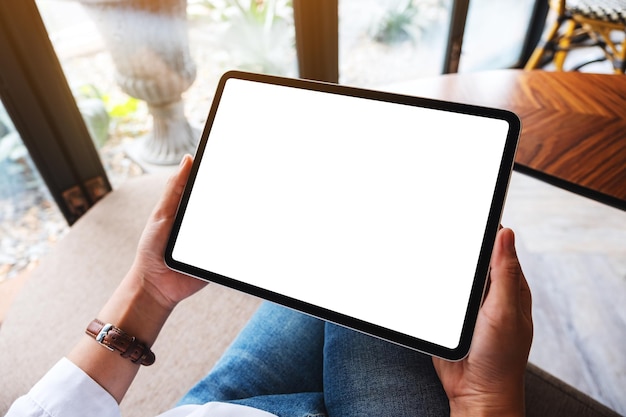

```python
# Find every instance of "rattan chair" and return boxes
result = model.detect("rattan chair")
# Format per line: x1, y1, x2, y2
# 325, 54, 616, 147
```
525, 0, 626, 73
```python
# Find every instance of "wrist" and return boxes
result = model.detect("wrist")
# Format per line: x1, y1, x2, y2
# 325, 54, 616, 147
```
67, 269, 172, 403
95, 270, 172, 346
449, 393, 525, 417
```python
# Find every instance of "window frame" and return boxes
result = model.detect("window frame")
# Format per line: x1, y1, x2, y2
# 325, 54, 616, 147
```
0, 0, 111, 225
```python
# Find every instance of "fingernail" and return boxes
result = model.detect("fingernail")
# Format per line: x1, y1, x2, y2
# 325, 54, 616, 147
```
503, 228, 516, 253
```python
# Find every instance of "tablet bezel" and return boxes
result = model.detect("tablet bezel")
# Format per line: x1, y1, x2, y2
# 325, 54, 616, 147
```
165, 70, 521, 361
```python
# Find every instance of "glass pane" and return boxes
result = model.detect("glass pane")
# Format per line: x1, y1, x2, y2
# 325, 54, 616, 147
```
0, 99, 68, 282
3, 0, 298, 298
36, 0, 297, 168
185, 0, 298, 127
339, 0, 453, 87
459, 0, 536, 72
36, 0, 145, 185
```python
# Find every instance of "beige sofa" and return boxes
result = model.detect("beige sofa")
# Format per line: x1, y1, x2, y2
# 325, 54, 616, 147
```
0, 173, 621, 417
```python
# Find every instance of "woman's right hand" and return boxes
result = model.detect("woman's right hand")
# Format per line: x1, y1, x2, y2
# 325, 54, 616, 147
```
433, 228, 533, 417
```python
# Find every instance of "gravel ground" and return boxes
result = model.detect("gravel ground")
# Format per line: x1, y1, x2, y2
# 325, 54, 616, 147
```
0, 132, 144, 282
0, 161, 67, 281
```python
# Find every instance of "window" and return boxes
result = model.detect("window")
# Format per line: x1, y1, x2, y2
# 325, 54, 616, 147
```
0, 0, 542, 284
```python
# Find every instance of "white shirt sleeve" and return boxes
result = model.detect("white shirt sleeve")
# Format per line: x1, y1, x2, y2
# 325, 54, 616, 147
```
6, 358, 276, 417
158, 403, 277, 417
6, 357, 120, 417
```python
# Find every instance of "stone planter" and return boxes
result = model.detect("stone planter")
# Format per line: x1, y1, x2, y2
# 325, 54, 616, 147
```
80, 0, 198, 165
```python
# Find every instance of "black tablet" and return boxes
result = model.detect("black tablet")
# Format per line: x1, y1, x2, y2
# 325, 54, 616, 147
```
165, 71, 520, 360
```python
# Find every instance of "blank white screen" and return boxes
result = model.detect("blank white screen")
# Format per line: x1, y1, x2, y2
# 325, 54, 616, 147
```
172, 78, 510, 349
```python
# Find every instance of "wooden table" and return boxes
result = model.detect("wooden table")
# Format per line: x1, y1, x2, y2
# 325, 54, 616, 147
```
384, 70, 626, 211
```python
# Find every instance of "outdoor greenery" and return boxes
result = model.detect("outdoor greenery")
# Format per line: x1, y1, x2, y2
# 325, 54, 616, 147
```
1, 0, 453, 168
372, 0, 449, 45
0, 107, 21, 164
189, 0, 296, 75
0, 105, 40, 202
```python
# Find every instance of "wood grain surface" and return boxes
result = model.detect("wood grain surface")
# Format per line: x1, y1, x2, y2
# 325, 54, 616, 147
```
384, 70, 626, 210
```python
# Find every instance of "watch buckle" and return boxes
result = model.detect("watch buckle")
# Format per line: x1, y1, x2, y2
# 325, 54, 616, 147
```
95, 323, 115, 351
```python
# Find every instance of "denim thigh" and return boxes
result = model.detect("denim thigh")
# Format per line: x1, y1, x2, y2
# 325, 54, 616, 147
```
230, 392, 326, 417
179, 302, 449, 417
323, 323, 449, 417
178, 302, 325, 406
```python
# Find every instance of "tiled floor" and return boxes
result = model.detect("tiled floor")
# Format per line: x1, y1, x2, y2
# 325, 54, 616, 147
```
502, 172, 626, 415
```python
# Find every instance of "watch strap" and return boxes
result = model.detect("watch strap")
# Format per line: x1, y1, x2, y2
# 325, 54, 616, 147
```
86, 319, 156, 366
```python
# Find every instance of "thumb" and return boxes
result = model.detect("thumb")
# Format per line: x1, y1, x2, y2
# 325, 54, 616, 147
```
486, 228, 523, 310
152, 154, 193, 221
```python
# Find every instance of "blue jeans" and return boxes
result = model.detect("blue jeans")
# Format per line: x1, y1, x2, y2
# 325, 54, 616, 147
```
178, 302, 449, 417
